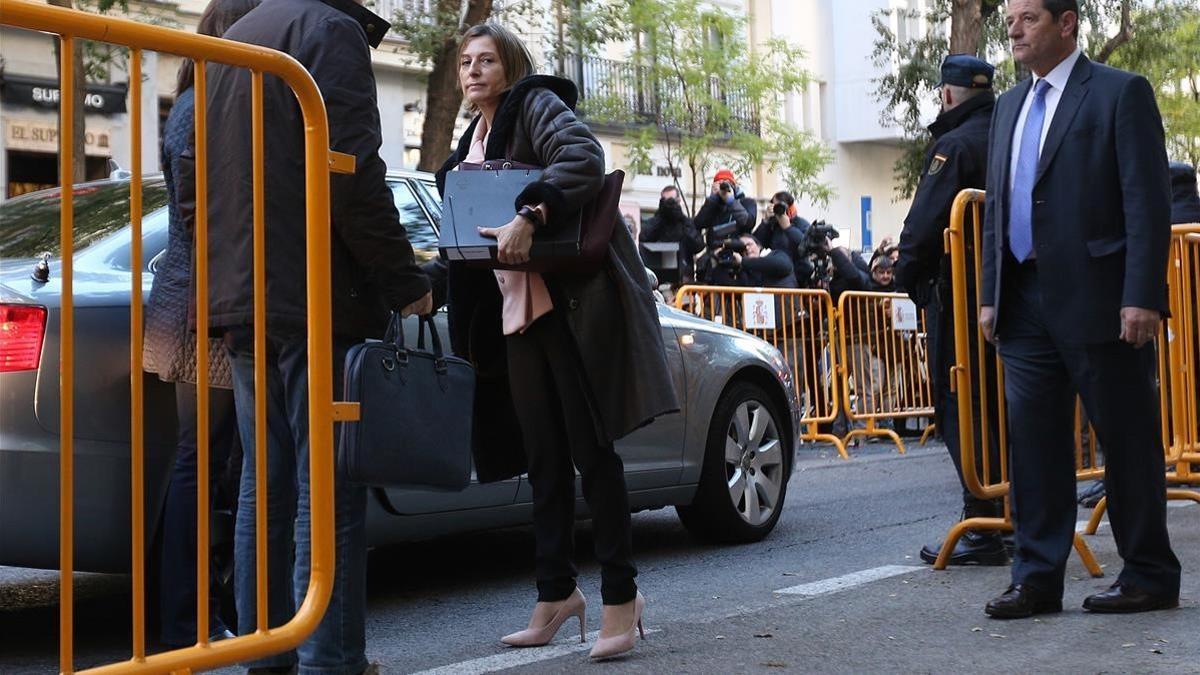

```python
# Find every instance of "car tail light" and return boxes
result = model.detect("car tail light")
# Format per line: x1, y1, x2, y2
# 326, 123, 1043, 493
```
0, 304, 48, 373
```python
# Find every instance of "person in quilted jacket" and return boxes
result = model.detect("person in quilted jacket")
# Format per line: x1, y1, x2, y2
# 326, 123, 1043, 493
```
142, 0, 260, 648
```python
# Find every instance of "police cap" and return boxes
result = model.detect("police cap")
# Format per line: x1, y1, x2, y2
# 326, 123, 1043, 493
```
939, 54, 994, 89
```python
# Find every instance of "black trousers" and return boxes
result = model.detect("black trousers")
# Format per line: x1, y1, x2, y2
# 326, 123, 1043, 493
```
997, 260, 1180, 597
159, 382, 238, 645
506, 311, 638, 605
926, 289, 1003, 518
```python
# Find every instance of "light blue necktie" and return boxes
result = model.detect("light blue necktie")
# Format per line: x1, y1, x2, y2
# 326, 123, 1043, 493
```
1009, 79, 1051, 262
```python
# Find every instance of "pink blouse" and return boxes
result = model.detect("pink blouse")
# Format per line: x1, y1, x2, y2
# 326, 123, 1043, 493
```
463, 118, 554, 335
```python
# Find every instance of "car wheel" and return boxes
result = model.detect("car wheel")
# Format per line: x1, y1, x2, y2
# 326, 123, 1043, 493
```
677, 380, 790, 543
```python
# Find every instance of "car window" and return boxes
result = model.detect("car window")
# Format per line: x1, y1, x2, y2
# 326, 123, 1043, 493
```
415, 179, 443, 224
0, 181, 170, 259
76, 206, 171, 272
390, 181, 439, 263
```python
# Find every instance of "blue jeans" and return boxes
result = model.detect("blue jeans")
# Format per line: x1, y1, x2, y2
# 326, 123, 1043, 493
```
225, 329, 365, 674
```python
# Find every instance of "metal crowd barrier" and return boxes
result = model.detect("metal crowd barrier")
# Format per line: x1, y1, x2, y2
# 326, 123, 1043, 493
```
673, 285, 848, 457
0, 1, 353, 672
1082, 225, 1200, 534
835, 291, 935, 452
939, 189, 1103, 575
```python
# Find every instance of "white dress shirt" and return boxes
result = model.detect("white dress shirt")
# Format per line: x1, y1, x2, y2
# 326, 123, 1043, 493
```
1008, 47, 1083, 191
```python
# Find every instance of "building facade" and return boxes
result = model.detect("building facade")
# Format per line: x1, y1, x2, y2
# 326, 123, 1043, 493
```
1, 0, 919, 250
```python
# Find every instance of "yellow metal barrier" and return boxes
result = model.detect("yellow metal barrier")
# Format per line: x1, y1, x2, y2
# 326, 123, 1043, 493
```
1083, 225, 1200, 534
674, 285, 847, 457
0, 1, 340, 672
940, 189, 1103, 576
835, 291, 935, 452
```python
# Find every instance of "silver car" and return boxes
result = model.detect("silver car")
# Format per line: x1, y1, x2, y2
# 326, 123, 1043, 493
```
0, 171, 799, 575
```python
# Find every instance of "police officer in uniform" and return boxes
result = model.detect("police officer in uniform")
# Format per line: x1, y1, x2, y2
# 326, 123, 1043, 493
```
896, 54, 1006, 565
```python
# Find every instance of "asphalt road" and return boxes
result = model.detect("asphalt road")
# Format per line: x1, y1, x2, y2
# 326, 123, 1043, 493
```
2, 441, 1197, 673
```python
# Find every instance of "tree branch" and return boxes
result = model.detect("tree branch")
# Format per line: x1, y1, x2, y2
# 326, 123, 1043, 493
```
1095, 0, 1133, 64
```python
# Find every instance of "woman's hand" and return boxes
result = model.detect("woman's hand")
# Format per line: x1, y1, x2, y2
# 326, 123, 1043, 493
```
479, 215, 537, 265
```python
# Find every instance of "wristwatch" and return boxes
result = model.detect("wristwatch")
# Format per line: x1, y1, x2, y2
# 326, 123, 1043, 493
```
517, 205, 544, 229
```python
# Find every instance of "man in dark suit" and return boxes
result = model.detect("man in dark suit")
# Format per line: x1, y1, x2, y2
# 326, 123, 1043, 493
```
978, 0, 1180, 619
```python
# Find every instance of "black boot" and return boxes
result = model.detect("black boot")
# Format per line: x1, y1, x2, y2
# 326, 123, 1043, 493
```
919, 504, 1009, 566
919, 529, 1010, 566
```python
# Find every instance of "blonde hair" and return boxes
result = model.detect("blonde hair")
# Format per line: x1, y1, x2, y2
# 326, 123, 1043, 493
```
458, 22, 535, 112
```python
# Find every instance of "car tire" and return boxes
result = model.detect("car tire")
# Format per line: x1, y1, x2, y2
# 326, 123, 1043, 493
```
677, 380, 790, 543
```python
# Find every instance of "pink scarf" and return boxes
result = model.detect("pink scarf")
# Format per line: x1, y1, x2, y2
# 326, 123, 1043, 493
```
463, 118, 553, 335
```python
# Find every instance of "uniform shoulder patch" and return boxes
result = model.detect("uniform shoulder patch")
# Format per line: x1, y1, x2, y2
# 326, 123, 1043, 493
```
928, 153, 949, 175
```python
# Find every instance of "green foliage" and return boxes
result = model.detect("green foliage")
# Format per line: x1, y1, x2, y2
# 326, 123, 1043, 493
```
1110, 0, 1200, 166
73, 0, 178, 82
577, 0, 833, 212
390, 0, 539, 67
870, 0, 1198, 198
870, 2, 952, 199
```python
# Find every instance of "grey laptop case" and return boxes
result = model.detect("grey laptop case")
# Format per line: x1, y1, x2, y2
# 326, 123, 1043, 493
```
439, 168, 582, 263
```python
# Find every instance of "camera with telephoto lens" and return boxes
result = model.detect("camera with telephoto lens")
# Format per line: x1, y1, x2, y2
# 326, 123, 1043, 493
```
719, 181, 733, 194
695, 220, 749, 282
800, 220, 840, 288
772, 201, 788, 217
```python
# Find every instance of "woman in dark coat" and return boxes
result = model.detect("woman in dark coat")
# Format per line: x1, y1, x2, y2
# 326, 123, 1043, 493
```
435, 23, 677, 660
142, 0, 260, 647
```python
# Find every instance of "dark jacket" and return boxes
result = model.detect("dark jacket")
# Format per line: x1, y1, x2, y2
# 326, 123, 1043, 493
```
694, 191, 751, 234
753, 215, 808, 278
641, 200, 693, 243
831, 248, 893, 293
1169, 161, 1200, 225
738, 249, 797, 289
204, 0, 429, 339
143, 88, 233, 388
895, 91, 993, 306
982, 58, 1171, 342
433, 76, 679, 479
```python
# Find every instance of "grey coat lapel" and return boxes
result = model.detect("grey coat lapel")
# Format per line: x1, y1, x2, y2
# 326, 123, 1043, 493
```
1036, 57, 1092, 182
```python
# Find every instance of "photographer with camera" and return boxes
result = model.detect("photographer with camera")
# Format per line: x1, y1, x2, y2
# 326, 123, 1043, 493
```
830, 245, 896, 294
695, 169, 753, 233
708, 234, 797, 289
793, 220, 840, 290
754, 191, 810, 279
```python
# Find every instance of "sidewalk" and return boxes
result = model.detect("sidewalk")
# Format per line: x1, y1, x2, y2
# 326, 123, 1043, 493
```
510, 501, 1199, 674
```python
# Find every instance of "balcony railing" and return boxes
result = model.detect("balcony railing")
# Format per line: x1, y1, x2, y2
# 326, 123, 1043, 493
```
559, 54, 760, 136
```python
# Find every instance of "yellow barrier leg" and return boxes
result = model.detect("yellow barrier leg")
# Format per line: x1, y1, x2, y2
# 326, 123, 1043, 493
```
920, 423, 936, 446
1166, 488, 1200, 505
1085, 496, 1108, 536
805, 422, 849, 459
1072, 533, 1104, 578
933, 517, 1011, 570
842, 419, 908, 454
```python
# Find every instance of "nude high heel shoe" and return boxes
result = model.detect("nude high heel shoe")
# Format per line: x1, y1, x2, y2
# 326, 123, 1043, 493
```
500, 588, 587, 647
588, 591, 645, 660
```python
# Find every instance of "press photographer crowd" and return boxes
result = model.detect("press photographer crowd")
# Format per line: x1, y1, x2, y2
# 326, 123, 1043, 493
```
637, 168, 901, 298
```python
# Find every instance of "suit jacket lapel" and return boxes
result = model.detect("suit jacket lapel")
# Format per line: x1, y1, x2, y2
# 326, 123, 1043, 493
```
1036, 57, 1092, 183
995, 78, 1029, 214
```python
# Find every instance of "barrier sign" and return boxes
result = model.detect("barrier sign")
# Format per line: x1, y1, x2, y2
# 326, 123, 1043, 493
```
891, 298, 918, 331
743, 292, 776, 330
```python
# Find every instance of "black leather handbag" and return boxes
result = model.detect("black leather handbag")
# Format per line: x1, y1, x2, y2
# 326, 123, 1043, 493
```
339, 314, 473, 491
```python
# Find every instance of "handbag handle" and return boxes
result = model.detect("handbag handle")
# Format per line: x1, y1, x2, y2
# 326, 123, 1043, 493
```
382, 313, 447, 369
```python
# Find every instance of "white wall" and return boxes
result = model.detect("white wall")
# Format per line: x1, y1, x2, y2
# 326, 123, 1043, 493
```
764, 0, 913, 250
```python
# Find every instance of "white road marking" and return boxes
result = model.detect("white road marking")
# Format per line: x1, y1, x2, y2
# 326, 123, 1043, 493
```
774, 564, 920, 597
1076, 520, 1110, 533
1167, 499, 1197, 509
408, 628, 660, 675
411, 565, 920, 673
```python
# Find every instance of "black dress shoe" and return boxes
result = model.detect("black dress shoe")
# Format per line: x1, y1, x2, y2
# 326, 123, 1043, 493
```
1082, 582, 1179, 614
985, 584, 1062, 619
919, 530, 1010, 566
